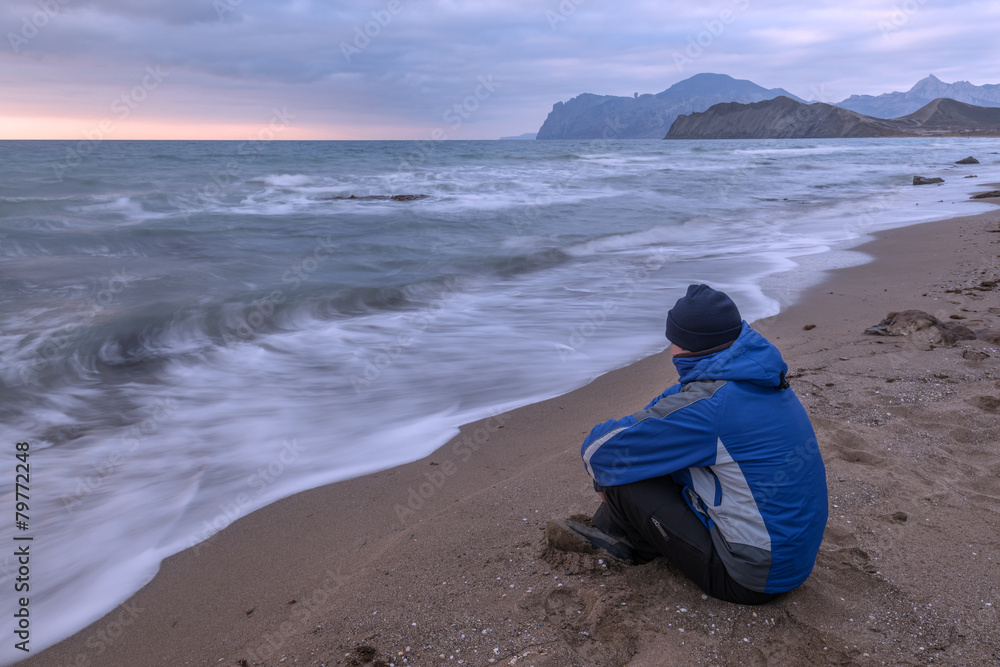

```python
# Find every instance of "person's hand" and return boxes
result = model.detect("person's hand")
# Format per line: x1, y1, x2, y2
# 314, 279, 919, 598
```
598, 491, 607, 503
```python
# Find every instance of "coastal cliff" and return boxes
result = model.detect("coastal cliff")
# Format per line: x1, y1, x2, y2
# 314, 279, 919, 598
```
665, 96, 1000, 139
536, 73, 802, 140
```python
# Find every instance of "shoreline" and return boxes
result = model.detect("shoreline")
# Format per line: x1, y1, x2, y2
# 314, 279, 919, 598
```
25, 200, 1000, 666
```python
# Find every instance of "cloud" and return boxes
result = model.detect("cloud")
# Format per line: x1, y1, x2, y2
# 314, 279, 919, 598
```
71, 0, 224, 25
1, 0, 998, 138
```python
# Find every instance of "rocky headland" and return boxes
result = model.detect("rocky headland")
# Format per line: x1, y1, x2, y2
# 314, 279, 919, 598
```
535, 73, 801, 140
665, 96, 1000, 139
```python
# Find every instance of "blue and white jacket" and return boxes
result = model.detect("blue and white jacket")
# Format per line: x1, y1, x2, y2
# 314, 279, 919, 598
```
581, 323, 828, 594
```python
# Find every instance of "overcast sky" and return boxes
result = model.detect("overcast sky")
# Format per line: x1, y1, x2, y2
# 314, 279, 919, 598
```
2, 0, 998, 140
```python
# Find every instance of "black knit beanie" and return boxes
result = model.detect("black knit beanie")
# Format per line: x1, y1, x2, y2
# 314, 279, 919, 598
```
665, 284, 743, 352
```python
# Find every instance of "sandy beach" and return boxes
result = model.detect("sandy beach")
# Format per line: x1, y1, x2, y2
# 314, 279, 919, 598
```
27, 200, 1000, 667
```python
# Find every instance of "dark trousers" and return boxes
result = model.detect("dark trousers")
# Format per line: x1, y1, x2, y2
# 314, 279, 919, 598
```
593, 474, 781, 605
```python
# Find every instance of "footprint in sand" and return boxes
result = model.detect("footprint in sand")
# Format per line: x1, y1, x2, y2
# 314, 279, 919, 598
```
539, 585, 638, 664
968, 395, 1000, 413
950, 426, 979, 443
819, 523, 878, 574
826, 428, 886, 466
542, 586, 597, 645
837, 448, 886, 466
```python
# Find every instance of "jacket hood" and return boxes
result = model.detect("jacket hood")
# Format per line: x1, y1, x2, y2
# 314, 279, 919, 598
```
672, 322, 788, 388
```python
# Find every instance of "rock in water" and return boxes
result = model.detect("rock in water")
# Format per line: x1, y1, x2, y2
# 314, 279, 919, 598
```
864, 310, 976, 345
320, 194, 429, 202
913, 176, 945, 185
956, 156, 980, 164
971, 190, 1000, 199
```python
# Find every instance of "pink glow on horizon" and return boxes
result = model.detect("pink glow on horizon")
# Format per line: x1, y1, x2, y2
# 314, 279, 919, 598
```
0, 117, 423, 141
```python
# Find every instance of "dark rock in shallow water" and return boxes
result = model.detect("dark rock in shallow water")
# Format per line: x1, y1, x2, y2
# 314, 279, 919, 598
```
865, 310, 976, 345
913, 176, 945, 185
321, 194, 429, 202
955, 156, 980, 164
971, 190, 1000, 199
965, 174, 979, 178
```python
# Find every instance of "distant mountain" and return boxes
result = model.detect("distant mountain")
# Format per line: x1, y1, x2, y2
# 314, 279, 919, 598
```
836, 74, 1000, 118
665, 96, 1000, 139
499, 132, 537, 140
536, 73, 803, 140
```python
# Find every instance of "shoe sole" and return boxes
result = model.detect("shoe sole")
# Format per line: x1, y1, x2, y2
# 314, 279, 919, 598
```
564, 520, 636, 563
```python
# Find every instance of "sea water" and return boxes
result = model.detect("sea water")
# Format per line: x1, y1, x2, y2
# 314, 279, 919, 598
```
1, 138, 998, 660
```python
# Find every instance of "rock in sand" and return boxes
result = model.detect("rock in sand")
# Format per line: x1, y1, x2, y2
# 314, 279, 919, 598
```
864, 310, 976, 345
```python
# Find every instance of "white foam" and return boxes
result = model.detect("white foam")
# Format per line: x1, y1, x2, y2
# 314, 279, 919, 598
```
564, 226, 679, 256
253, 173, 319, 188
732, 144, 858, 156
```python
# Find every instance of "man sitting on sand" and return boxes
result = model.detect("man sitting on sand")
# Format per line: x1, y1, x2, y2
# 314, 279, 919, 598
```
561, 284, 828, 605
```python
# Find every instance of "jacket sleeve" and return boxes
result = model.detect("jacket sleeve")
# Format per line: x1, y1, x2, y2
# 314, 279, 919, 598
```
641, 384, 680, 410
581, 381, 725, 487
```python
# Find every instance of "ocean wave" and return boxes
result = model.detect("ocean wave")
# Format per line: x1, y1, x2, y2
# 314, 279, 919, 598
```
73, 194, 171, 224
564, 225, 679, 256
732, 144, 860, 156
251, 173, 322, 188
